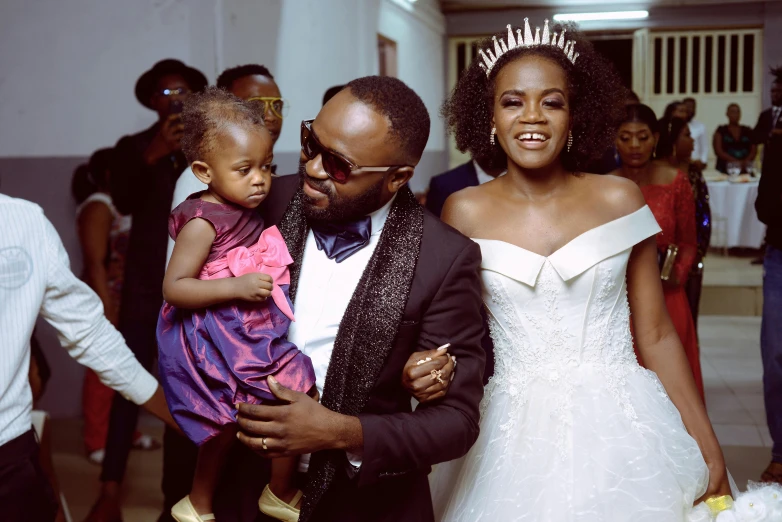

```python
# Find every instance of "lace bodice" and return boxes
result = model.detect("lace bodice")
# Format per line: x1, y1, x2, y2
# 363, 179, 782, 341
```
474, 207, 662, 438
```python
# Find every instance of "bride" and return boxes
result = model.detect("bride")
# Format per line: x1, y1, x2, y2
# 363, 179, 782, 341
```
430, 20, 730, 521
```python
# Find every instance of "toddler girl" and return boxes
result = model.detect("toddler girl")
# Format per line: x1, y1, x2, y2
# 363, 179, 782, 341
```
157, 87, 315, 522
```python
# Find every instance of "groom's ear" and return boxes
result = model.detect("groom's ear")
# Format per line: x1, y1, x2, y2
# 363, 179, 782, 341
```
386, 166, 414, 194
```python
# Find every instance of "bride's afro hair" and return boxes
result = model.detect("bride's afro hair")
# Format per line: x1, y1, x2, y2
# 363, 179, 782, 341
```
442, 22, 626, 172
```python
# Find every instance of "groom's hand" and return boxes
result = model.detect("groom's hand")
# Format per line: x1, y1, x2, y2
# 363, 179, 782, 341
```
235, 376, 362, 457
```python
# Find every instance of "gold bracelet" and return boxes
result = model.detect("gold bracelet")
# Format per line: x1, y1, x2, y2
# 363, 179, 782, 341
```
704, 495, 734, 515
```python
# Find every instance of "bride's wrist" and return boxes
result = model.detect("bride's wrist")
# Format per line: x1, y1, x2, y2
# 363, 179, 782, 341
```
702, 446, 726, 472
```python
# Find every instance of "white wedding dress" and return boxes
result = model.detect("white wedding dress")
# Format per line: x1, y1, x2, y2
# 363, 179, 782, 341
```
431, 206, 709, 522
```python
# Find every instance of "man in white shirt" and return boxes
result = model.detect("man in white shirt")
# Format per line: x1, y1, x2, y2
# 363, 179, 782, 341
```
684, 97, 709, 169
0, 193, 174, 522
221, 76, 485, 522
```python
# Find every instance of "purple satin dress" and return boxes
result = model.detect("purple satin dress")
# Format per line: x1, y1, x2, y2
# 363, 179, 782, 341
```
157, 198, 315, 446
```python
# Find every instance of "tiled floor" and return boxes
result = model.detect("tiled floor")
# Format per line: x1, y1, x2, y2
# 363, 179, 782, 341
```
51, 416, 165, 522
50, 314, 772, 521
699, 315, 772, 488
700, 254, 764, 316
702, 254, 763, 287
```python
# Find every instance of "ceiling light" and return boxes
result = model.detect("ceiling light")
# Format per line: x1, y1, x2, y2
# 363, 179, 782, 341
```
553, 10, 649, 22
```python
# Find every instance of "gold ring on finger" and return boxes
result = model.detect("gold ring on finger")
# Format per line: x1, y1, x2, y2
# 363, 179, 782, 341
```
262, 437, 268, 451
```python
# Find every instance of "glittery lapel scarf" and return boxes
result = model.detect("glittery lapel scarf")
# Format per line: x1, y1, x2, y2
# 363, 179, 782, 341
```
277, 187, 424, 521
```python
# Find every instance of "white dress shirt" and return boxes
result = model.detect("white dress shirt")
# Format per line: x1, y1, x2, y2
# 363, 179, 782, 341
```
0, 194, 158, 447
689, 119, 709, 164
289, 195, 395, 472
473, 160, 506, 185
166, 166, 208, 265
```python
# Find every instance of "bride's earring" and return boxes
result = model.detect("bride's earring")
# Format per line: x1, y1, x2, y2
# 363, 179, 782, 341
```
490, 127, 496, 146
567, 131, 573, 153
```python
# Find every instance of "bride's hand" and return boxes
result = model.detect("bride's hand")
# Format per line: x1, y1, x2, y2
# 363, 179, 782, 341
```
402, 344, 455, 403
695, 459, 732, 504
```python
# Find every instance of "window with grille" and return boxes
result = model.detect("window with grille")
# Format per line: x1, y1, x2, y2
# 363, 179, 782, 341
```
650, 29, 760, 96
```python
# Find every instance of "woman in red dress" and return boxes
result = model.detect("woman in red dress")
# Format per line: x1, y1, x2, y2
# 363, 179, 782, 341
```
613, 104, 705, 401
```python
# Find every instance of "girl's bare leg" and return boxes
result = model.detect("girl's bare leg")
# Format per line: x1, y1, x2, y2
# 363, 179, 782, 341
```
269, 456, 302, 507
189, 425, 238, 515
267, 386, 317, 507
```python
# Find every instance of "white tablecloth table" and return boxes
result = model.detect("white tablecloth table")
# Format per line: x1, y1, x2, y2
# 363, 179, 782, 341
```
706, 179, 766, 249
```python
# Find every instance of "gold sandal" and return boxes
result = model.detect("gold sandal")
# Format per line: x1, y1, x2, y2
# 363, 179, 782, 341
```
171, 495, 215, 522
258, 485, 302, 522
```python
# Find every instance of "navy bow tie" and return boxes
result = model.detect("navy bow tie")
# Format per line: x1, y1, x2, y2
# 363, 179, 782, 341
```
310, 216, 372, 263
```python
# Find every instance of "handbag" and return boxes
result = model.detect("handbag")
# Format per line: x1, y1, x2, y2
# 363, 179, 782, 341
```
658, 244, 679, 282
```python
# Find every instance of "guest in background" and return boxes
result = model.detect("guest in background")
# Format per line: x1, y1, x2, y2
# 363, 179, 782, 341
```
425, 157, 504, 218
662, 100, 689, 123
72, 150, 160, 466
168, 64, 287, 263
0, 192, 176, 522
714, 103, 757, 173
683, 97, 709, 170
219, 64, 286, 144
87, 59, 207, 522
587, 89, 643, 174
657, 117, 711, 328
754, 65, 782, 485
322, 84, 345, 106
613, 104, 704, 402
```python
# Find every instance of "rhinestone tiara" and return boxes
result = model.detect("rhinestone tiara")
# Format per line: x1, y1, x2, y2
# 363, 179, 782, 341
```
478, 18, 579, 77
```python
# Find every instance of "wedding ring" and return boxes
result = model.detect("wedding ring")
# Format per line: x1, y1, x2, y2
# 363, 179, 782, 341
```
262, 437, 268, 451
430, 369, 445, 385
416, 357, 432, 366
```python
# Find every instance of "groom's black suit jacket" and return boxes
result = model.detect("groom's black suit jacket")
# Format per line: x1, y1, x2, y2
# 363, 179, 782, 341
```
214, 174, 486, 522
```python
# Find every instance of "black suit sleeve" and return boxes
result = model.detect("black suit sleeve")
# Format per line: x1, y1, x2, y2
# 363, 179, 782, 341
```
260, 174, 299, 226
424, 176, 447, 218
756, 135, 782, 225
753, 111, 771, 144
356, 241, 485, 488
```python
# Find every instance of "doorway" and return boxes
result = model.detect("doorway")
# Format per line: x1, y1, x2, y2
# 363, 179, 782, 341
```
590, 36, 634, 89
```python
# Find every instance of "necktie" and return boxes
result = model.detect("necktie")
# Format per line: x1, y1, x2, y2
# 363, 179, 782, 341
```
773, 107, 781, 129
310, 216, 372, 263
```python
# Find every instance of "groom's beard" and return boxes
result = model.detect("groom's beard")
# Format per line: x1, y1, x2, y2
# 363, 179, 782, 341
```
298, 161, 385, 223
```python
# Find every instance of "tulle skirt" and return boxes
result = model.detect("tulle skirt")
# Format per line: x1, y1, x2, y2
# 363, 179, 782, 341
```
430, 363, 709, 522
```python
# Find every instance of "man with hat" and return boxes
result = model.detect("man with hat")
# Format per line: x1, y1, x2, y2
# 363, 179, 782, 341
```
86, 59, 207, 522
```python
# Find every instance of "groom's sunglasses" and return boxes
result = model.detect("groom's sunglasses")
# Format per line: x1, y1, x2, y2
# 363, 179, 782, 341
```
300, 119, 408, 184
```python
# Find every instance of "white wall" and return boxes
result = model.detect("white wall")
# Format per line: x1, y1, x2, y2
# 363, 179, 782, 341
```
0, 0, 220, 157
271, 0, 381, 165
379, 0, 446, 152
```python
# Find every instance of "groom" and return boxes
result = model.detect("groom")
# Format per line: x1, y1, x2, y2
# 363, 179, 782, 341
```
223, 77, 486, 521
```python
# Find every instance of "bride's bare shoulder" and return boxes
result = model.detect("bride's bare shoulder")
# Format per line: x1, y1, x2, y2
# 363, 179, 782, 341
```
583, 173, 647, 218
440, 184, 492, 237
